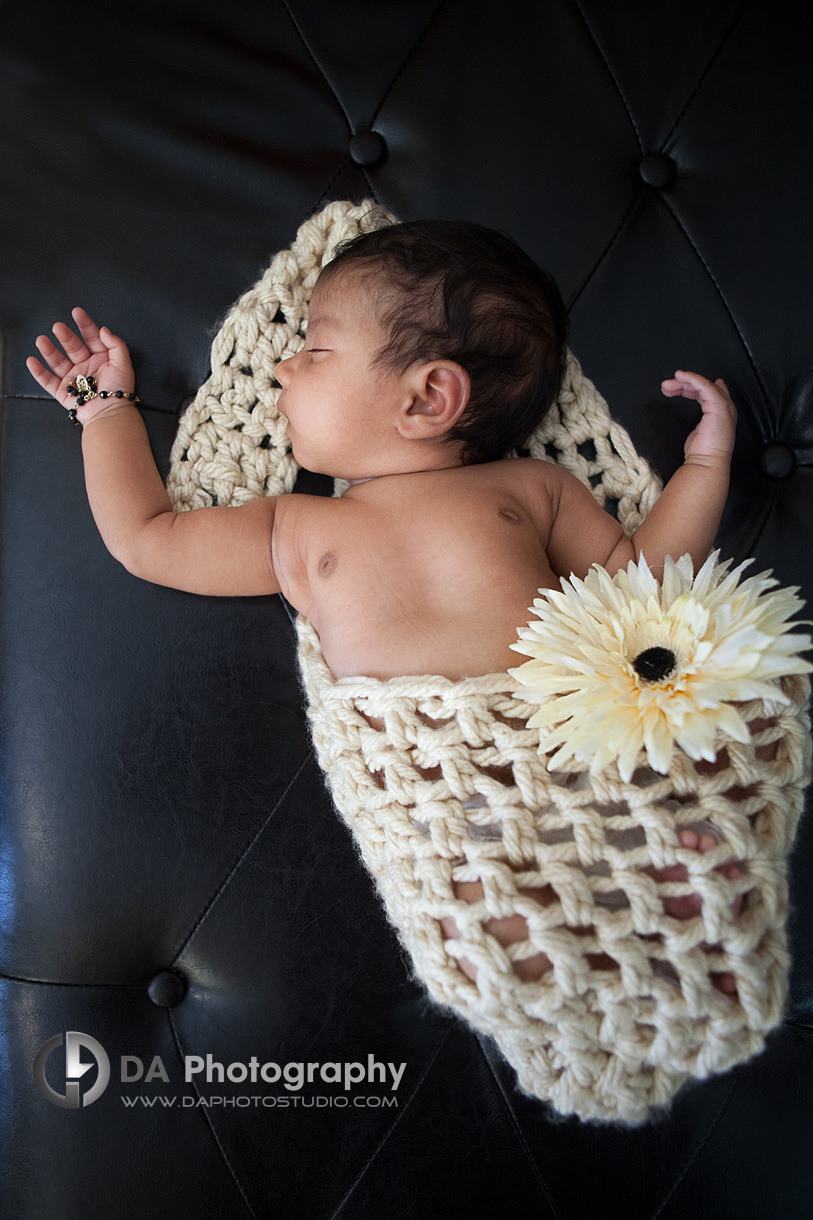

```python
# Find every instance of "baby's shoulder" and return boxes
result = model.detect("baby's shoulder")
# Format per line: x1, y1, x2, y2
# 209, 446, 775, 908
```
447, 456, 562, 538
478, 455, 561, 481
482, 455, 565, 502
497, 455, 591, 497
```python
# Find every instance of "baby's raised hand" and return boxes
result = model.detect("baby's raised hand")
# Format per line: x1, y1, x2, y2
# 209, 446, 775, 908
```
26, 307, 135, 427
660, 370, 737, 467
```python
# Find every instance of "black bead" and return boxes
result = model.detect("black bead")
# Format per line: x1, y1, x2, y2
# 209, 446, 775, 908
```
115, 390, 123, 397
632, 647, 677, 682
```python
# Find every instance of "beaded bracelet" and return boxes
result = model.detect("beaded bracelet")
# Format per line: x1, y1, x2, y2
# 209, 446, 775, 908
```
66, 374, 141, 427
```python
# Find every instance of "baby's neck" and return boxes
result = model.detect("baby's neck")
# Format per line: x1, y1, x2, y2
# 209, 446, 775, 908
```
346, 459, 466, 487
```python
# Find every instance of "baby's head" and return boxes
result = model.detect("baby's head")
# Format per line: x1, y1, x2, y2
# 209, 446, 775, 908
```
276, 218, 568, 477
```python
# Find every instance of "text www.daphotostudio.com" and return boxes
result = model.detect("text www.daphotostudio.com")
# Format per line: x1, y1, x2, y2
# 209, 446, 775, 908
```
33, 1031, 407, 1111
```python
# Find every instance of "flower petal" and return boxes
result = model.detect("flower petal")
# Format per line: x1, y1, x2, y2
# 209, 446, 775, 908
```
511, 551, 812, 781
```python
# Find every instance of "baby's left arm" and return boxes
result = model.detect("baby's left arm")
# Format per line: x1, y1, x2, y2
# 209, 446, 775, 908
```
544, 370, 737, 579
622, 370, 736, 576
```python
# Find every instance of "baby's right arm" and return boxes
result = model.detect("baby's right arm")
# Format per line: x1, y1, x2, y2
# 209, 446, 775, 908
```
26, 307, 317, 604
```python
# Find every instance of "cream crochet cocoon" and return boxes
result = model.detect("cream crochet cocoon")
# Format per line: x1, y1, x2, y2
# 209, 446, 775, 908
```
166, 200, 812, 1126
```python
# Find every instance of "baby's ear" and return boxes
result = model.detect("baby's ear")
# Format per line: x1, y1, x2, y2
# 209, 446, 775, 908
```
400, 361, 470, 439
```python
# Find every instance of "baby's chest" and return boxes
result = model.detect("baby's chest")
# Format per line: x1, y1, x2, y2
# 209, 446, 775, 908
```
303, 508, 556, 679
302, 503, 553, 626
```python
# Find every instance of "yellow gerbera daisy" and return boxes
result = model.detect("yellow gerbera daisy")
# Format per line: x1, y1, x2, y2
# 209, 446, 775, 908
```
508, 551, 813, 783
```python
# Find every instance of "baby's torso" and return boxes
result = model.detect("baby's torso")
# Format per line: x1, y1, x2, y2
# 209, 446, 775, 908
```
274, 459, 559, 680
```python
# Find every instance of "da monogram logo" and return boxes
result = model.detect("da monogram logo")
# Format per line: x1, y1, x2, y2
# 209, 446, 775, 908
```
33, 1031, 111, 1108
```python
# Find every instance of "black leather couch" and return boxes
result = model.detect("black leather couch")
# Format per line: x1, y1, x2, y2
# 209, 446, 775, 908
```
2, 2, 812, 1216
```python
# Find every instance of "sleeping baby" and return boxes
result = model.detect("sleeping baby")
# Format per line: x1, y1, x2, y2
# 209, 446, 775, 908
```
27, 218, 758, 1001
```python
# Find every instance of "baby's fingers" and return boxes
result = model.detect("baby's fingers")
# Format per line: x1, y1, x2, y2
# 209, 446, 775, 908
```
70, 306, 107, 355
30, 332, 73, 381
96, 324, 135, 377
51, 318, 90, 364
661, 370, 735, 410
661, 370, 709, 400
25, 353, 65, 401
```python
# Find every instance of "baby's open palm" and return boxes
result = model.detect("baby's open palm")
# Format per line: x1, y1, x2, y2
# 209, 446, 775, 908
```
26, 306, 134, 420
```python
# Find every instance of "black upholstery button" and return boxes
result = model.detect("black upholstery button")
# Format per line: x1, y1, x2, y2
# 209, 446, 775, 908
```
349, 131, 387, 169
639, 153, 676, 187
147, 969, 187, 1008
761, 442, 797, 479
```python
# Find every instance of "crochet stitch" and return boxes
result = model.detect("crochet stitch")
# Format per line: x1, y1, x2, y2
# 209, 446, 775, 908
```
296, 615, 810, 1125
167, 199, 812, 1125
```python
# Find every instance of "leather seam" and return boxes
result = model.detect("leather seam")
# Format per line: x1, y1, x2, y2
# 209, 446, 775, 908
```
744, 485, 777, 556
325, 1024, 456, 1219
569, 0, 644, 154
369, 0, 449, 128
309, 154, 365, 219
169, 748, 313, 963
660, 0, 754, 150
473, 1033, 568, 1220
280, 0, 353, 135
657, 191, 773, 433
5, 392, 174, 416
649, 1064, 744, 1220
566, 185, 647, 313
784, 1018, 813, 1036
0, 973, 145, 986
168, 1009, 259, 1219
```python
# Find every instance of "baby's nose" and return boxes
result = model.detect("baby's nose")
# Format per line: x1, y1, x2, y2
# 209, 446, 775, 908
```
275, 355, 294, 386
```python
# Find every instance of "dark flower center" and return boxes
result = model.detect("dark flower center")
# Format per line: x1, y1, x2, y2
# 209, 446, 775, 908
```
632, 646, 677, 682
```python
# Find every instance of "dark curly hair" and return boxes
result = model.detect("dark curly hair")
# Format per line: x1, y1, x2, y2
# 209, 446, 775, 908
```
315, 218, 569, 465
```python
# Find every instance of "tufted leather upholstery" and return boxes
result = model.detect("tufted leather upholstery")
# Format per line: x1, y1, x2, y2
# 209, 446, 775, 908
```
2, 2, 812, 1216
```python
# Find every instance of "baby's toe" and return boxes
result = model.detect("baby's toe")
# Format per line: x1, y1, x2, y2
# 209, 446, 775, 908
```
649, 848, 701, 919
720, 860, 744, 917
681, 831, 745, 919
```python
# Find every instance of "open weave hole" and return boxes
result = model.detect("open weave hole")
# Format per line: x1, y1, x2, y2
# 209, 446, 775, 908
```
166, 200, 812, 1124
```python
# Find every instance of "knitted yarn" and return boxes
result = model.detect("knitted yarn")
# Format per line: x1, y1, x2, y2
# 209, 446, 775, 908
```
166, 200, 401, 509
166, 198, 663, 521
296, 614, 811, 1125
166, 200, 811, 1124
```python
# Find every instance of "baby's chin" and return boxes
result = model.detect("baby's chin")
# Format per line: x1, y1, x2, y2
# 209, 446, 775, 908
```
288, 446, 365, 482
